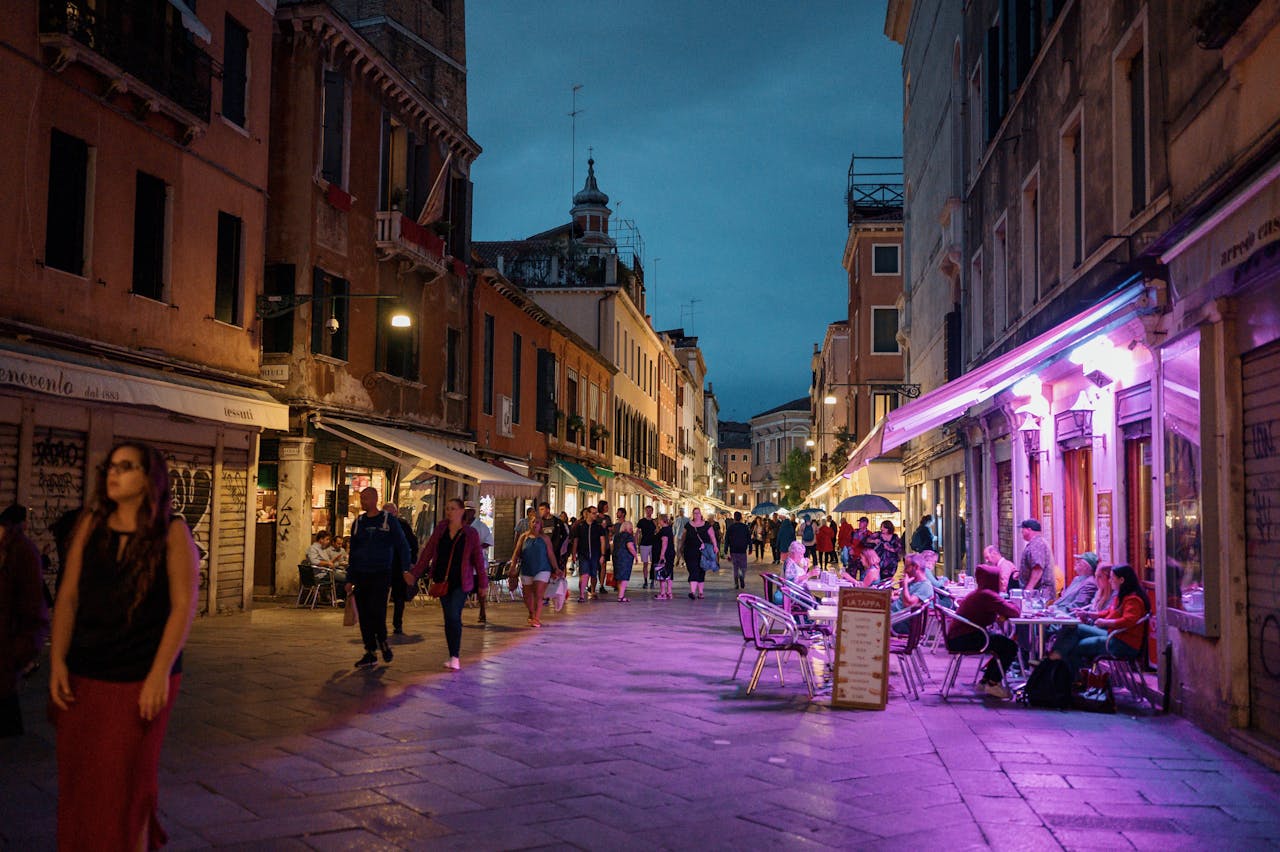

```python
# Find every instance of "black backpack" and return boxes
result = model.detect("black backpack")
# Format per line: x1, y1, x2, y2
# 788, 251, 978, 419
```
1022, 658, 1073, 709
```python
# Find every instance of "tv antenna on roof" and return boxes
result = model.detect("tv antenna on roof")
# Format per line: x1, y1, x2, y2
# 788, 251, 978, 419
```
569, 84, 584, 198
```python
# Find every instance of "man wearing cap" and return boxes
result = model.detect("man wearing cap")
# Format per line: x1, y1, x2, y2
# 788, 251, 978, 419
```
1055, 552, 1100, 611
1018, 519, 1056, 594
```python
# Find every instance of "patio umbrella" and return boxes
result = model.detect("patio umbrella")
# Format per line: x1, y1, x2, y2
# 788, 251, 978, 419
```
832, 494, 899, 514
750, 502, 780, 515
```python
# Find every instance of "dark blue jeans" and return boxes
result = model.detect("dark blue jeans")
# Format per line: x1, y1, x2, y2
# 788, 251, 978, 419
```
440, 586, 468, 658
1054, 623, 1140, 675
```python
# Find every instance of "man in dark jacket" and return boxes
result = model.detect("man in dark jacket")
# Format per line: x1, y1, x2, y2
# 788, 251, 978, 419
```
347, 488, 410, 668
725, 511, 753, 590
910, 515, 937, 553
383, 503, 419, 636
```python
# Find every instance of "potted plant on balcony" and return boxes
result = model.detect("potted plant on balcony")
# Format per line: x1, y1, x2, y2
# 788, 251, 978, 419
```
390, 186, 405, 211
567, 414, 585, 441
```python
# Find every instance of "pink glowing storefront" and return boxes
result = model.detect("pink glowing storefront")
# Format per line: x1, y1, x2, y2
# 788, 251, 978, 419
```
848, 178, 1280, 759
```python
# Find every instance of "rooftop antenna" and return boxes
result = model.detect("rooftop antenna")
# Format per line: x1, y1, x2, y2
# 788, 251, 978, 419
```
688, 298, 701, 335
569, 84, 584, 198
652, 257, 661, 323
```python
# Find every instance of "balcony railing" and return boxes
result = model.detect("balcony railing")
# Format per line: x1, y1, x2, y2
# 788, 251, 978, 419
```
40, 0, 212, 123
375, 211, 449, 277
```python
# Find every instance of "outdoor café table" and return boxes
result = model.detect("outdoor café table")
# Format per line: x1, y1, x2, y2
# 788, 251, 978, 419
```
1007, 612, 1079, 663
805, 579, 854, 598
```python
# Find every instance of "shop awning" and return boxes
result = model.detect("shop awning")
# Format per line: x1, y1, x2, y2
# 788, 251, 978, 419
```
593, 465, 615, 479
619, 473, 661, 498
0, 341, 289, 430
808, 469, 847, 501
555, 460, 603, 493
845, 281, 1150, 474
317, 417, 541, 493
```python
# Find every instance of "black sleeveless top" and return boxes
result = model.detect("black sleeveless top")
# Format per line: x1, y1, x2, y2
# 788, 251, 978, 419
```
67, 522, 182, 682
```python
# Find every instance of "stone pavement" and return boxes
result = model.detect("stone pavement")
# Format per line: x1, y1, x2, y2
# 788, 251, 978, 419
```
5, 558, 1280, 850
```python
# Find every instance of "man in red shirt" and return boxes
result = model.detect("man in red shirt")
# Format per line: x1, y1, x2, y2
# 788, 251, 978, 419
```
946, 564, 1021, 699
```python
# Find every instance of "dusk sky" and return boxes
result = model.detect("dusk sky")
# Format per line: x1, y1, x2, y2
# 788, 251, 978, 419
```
465, 2, 903, 422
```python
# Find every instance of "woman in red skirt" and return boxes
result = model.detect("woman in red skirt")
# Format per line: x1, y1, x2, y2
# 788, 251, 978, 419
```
48, 441, 199, 851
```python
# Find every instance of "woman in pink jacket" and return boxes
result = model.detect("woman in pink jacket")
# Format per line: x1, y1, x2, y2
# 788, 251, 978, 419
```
405, 498, 488, 671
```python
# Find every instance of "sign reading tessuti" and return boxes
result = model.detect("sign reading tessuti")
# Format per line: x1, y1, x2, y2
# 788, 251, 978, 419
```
830, 587, 892, 710
0, 349, 289, 431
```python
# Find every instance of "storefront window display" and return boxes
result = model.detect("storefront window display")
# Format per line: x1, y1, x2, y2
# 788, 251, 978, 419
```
343, 467, 388, 535
312, 463, 333, 533
1162, 331, 1203, 613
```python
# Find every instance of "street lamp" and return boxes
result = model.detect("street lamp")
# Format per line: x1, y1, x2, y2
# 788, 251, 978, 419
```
822, 382, 922, 401
256, 293, 413, 331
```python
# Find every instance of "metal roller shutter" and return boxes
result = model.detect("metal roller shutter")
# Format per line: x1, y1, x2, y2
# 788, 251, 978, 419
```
148, 440, 216, 615
1243, 338, 1280, 744
29, 427, 88, 582
216, 448, 250, 613
0, 424, 17, 511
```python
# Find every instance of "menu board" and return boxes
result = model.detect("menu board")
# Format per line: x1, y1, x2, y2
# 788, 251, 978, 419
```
830, 588, 892, 710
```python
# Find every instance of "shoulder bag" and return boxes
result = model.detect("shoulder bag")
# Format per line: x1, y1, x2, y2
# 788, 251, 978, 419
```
429, 532, 459, 598
699, 527, 719, 573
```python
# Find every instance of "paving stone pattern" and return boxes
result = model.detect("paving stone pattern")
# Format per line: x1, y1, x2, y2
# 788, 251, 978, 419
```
5, 559, 1280, 850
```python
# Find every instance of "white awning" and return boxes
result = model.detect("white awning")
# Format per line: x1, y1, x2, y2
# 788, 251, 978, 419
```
317, 416, 541, 493
0, 345, 288, 430
845, 281, 1150, 474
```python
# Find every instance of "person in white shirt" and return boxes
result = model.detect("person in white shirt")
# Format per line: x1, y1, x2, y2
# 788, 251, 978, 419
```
465, 506, 494, 624
306, 531, 346, 594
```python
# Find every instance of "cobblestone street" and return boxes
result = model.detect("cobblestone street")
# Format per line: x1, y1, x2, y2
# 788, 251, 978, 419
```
5, 559, 1280, 850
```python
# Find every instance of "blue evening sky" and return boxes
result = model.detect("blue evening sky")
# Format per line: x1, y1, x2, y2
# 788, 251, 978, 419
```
465, 1, 903, 422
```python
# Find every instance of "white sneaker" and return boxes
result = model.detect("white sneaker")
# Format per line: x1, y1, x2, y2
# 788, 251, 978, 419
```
443, 657, 461, 671
982, 680, 1011, 700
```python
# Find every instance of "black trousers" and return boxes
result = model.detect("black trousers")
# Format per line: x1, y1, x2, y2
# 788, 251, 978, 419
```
946, 629, 1018, 683
352, 573, 391, 652
390, 575, 408, 631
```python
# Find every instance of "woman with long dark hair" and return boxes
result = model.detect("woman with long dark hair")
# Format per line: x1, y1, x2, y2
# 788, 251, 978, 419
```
49, 441, 199, 850
679, 507, 717, 600
1051, 563, 1150, 675
406, 498, 487, 671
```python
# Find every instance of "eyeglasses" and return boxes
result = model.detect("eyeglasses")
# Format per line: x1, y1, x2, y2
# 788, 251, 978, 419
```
103, 460, 142, 474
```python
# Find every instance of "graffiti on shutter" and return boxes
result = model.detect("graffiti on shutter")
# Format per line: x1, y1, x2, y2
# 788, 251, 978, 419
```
217, 449, 249, 612
0, 424, 17, 513
153, 442, 215, 614
30, 427, 87, 586
1243, 338, 1280, 742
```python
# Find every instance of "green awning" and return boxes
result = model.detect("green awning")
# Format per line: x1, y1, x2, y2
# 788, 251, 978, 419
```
556, 460, 603, 493
593, 466, 615, 479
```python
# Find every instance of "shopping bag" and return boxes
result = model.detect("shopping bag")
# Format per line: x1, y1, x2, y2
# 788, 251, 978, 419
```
550, 577, 568, 612
343, 593, 357, 627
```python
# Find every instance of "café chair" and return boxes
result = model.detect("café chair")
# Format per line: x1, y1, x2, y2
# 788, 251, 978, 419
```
297, 563, 332, 609
733, 593, 784, 684
740, 594, 817, 698
935, 605, 1004, 700
889, 606, 928, 700
1097, 614, 1157, 710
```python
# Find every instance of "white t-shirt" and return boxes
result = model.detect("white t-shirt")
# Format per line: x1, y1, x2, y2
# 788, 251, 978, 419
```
471, 518, 494, 552
783, 556, 809, 583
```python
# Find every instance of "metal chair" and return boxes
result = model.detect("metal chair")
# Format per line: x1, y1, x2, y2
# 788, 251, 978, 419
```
297, 563, 322, 609
1097, 614, 1157, 710
733, 593, 784, 683
935, 605, 1004, 699
740, 595, 817, 697
888, 607, 928, 700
